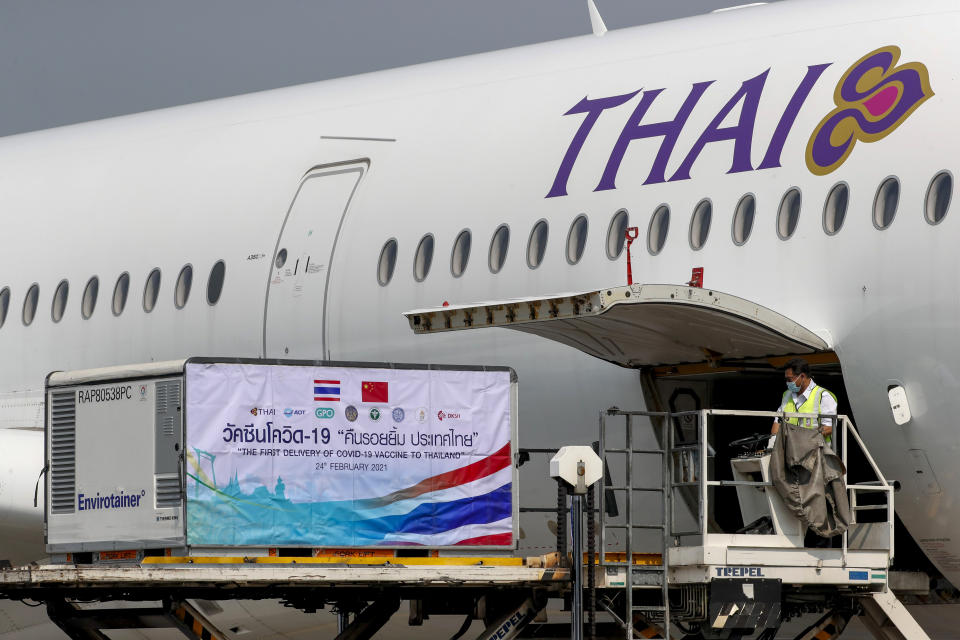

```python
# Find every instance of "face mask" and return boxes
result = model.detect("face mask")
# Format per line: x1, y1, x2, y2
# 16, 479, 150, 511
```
787, 375, 800, 393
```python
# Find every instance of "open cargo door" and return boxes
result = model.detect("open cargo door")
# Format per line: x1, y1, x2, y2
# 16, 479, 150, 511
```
404, 284, 830, 367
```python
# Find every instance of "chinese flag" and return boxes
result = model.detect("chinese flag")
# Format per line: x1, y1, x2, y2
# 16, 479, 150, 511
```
361, 381, 388, 403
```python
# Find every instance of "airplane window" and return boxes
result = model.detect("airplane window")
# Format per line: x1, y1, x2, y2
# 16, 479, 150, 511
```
648, 205, 670, 255
689, 199, 712, 250
143, 268, 161, 313
606, 209, 629, 259
873, 177, 900, 230
175, 265, 193, 309
377, 240, 398, 286
566, 214, 588, 265
527, 220, 549, 269
451, 229, 472, 278
732, 194, 755, 246
488, 224, 510, 274
51, 280, 69, 323
207, 260, 226, 305
275, 248, 288, 269
0, 287, 9, 328
823, 182, 849, 236
113, 273, 130, 316
413, 234, 434, 282
81, 277, 98, 320
925, 171, 952, 225
22, 284, 39, 326
777, 188, 802, 240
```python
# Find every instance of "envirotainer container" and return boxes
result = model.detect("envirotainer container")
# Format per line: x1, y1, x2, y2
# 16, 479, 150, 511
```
44, 358, 518, 555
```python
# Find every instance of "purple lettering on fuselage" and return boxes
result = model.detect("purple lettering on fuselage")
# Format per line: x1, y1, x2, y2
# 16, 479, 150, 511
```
547, 63, 830, 198
546, 62, 831, 197
548, 46, 934, 196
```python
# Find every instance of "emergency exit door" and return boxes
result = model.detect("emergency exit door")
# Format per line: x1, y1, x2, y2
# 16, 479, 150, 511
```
264, 163, 365, 358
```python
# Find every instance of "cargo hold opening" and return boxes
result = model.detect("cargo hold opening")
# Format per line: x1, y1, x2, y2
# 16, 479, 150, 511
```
640, 351, 849, 536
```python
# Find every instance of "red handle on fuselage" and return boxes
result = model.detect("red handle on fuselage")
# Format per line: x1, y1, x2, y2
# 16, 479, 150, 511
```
625, 227, 639, 285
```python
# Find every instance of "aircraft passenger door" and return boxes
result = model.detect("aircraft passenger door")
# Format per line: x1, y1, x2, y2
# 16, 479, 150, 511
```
264, 163, 365, 358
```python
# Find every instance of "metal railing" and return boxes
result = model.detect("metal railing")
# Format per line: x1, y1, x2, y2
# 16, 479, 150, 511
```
695, 409, 895, 566
597, 408, 896, 639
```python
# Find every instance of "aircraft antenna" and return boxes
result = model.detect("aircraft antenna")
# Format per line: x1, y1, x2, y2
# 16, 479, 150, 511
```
587, 0, 607, 36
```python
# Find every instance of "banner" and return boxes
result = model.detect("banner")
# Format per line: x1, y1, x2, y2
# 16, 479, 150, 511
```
184, 362, 514, 548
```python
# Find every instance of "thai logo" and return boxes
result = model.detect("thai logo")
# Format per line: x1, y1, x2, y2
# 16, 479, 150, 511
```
806, 46, 933, 175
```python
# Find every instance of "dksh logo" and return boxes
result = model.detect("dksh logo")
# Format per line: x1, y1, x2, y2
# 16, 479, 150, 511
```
437, 410, 461, 422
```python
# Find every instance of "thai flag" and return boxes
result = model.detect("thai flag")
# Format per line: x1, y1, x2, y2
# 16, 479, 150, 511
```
314, 379, 340, 402
350, 442, 514, 546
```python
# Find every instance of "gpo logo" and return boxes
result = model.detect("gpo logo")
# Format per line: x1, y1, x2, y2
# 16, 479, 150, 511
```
315, 407, 335, 419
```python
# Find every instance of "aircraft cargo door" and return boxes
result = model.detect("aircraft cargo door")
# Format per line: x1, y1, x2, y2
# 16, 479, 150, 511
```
264, 163, 365, 358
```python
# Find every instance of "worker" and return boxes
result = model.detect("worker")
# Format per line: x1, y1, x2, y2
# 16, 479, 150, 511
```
771, 357, 840, 548
770, 357, 837, 446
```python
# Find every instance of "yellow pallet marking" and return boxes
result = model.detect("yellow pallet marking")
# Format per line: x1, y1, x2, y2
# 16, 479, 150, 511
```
586, 552, 662, 565
143, 555, 524, 566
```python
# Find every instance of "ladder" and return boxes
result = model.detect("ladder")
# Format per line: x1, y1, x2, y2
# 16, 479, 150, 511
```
599, 409, 676, 639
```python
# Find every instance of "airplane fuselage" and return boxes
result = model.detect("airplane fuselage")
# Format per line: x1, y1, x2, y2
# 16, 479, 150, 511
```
1, 0, 959, 585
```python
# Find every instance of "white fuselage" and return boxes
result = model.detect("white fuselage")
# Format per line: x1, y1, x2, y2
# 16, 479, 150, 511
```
1, 0, 959, 589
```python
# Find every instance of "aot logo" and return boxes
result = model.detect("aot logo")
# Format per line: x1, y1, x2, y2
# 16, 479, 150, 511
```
806, 46, 933, 175
547, 45, 932, 195
315, 407, 335, 419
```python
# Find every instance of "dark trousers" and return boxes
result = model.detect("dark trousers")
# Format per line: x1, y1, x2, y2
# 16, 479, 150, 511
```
804, 529, 839, 548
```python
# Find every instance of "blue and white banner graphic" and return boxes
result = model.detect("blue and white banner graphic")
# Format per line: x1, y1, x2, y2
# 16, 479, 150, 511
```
184, 362, 515, 548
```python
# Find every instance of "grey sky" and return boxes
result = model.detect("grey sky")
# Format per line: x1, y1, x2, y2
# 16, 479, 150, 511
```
0, 1, 768, 137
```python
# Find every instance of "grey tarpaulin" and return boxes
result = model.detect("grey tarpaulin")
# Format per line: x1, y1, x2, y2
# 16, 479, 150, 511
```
769, 422, 851, 537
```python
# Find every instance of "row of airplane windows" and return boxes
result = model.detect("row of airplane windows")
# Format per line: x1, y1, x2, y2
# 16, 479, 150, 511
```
0, 261, 226, 330
376, 170, 953, 286
377, 210, 631, 286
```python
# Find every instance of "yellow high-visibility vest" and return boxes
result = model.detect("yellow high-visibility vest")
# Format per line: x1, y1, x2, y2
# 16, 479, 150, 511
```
782, 385, 836, 444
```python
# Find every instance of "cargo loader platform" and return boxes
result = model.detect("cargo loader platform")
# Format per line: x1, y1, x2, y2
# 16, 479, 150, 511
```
0, 556, 570, 640
13, 280, 937, 639
0, 556, 571, 599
